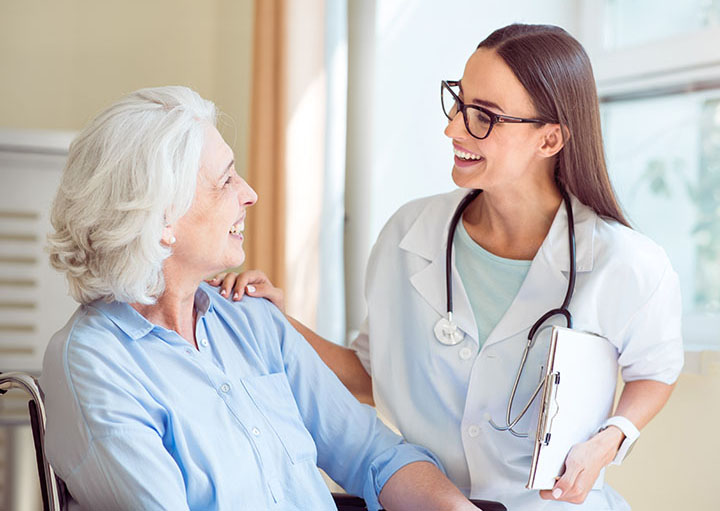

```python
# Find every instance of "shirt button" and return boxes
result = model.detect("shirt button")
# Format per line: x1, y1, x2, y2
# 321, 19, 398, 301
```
220, 383, 231, 393
468, 425, 480, 437
199, 338, 209, 347
252, 427, 261, 436
459, 347, 473, 360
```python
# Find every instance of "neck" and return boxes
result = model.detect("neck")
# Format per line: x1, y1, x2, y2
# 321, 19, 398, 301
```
463, 180, 562, 260
130, 260, 203, 347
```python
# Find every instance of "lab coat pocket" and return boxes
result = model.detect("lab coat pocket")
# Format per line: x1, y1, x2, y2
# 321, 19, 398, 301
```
241, 372, 317, 464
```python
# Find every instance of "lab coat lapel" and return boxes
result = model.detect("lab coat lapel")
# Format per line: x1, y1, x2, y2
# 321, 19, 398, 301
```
399, 190, 479, 344
484, 195, 597, 347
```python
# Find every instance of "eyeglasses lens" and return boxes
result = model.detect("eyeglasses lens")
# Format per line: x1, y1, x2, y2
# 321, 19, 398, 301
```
441, 84, 459, 121
442, 83, 492, 139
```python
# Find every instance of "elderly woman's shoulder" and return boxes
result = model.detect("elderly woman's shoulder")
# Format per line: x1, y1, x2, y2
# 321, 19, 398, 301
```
40, 303, 143, 399
200, 282, 281, 325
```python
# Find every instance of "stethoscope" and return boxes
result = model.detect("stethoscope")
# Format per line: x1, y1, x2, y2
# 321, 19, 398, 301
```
434, 186, 577, 438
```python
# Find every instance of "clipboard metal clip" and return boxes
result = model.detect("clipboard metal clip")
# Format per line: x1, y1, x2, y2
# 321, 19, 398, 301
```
538, 371, 561, 446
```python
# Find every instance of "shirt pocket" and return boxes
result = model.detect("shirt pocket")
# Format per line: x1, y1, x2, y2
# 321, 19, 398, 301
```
241, 372, 317, 464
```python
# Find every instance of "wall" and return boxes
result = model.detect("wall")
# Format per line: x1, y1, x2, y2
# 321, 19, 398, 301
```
605, 355, 720, 510
0, 0, 254, 177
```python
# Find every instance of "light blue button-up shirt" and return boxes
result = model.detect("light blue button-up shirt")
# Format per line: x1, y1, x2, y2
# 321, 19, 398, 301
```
40, 283, 440, 511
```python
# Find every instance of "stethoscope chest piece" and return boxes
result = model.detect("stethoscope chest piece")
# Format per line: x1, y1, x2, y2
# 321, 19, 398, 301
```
434, 315, 465, 346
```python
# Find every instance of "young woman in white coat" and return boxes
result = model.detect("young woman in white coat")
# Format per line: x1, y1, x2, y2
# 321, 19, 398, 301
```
214, 24, 683, 510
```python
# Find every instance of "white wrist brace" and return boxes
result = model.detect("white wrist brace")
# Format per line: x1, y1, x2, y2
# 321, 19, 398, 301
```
599, 415, 640, 465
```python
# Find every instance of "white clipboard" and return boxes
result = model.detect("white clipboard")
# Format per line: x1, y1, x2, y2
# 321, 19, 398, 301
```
526, 326, 618, 490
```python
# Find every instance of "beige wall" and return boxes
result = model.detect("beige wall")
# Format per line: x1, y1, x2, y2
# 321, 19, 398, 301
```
606, 357, 720, 510
0, 0, 254, 177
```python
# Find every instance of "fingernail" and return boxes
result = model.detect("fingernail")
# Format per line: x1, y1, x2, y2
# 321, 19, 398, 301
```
233, 292, 239, 300
552, 488, 563, 500
247, 285, 256, 293
220, 289, 227, 296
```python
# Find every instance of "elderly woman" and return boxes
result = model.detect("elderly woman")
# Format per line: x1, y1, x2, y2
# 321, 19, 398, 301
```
41, 86, 476, 511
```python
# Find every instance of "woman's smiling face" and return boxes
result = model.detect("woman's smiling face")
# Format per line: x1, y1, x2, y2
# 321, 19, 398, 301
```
444, 48, 551, 192
170, 125, 257, 278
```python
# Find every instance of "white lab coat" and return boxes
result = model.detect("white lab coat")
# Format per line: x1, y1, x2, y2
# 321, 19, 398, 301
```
351, 189, 683, 510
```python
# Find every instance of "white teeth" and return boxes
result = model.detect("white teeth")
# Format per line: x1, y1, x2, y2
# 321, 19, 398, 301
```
229, 221, 245, 235
454, 148, 483, 160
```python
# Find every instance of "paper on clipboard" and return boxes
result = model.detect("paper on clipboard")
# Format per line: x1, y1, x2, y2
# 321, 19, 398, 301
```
526, 326, 618, 490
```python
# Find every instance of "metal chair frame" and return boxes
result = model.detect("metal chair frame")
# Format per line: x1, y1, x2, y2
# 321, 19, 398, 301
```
0, 371, 64, 511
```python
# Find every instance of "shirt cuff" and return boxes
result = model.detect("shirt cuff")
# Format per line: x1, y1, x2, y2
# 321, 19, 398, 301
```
362, 442, 444, 511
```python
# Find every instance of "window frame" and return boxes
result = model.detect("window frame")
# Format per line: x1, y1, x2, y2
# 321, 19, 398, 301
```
579, 0, 720, 352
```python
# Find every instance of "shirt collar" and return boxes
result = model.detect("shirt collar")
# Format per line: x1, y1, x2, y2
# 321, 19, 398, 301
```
90, 285, 215, 341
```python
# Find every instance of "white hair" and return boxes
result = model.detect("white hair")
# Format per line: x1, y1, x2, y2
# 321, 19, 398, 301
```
48, 86, 217, 304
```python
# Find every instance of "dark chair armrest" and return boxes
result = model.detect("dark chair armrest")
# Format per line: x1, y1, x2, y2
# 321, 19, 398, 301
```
331, 492, 506, 510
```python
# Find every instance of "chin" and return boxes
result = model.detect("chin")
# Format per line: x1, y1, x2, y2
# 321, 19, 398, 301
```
223, 250, 246, 270
232, 254, 246, 268
452, 167, 483, 189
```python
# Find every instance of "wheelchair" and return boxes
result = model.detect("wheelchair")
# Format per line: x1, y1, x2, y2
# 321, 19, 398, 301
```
0, 372, 505, 511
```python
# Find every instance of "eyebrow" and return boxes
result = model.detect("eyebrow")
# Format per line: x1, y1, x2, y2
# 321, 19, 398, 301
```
458, 81, 505, 113
220, 159, 235, 177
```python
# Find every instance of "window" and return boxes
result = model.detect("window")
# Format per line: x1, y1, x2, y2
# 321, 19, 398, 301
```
602, 92, 720, 350
604, 0, 720, 49
582, 0, 720, 350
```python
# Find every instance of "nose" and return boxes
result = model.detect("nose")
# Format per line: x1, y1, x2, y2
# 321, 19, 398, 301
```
444, 111, 468, 140
238, 178, 258, 207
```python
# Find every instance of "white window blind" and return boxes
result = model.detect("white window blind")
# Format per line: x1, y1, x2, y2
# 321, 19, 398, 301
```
0, 129, 78, 373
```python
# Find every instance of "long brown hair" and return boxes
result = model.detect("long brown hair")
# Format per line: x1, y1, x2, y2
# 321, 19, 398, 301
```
478, 24, 630, 227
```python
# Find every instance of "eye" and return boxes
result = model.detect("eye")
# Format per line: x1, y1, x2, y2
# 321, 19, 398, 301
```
471, 108, 492, 125
223, 174, 234, 187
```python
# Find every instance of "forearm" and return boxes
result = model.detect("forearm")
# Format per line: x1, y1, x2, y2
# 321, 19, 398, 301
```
287, 315, 374, 405
613, 379, 675, 430
594, 379, 675, 461
378, 462, 476, 511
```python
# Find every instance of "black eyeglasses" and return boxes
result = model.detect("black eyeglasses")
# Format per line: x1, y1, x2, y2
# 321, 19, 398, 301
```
441, 80, 548, 140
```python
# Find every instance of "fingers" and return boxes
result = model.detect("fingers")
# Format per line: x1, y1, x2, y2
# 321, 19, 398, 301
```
539, 459, 589, 504
228, 270, 271, 301
239, 269, 273, 286
207, 269, 283, 310
219, 272, 239, 299
205, 272, 227, 287
209, 270, 268, 300
245, 282, 285, 313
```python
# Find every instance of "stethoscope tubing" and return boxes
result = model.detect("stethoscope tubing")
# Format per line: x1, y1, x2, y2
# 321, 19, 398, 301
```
445, 188, 482, 316
441, 186, 577, 437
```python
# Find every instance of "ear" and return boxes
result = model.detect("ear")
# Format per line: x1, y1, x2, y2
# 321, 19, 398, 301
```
161, 225, 176, 246
538, 124, 569, 158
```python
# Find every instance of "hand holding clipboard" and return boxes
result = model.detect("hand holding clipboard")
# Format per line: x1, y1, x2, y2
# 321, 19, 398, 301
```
527, 326, 619, 491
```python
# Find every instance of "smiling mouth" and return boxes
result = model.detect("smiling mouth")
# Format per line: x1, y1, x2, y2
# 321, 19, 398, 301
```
229, 220, 245, 236
453, 147, 484, 161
